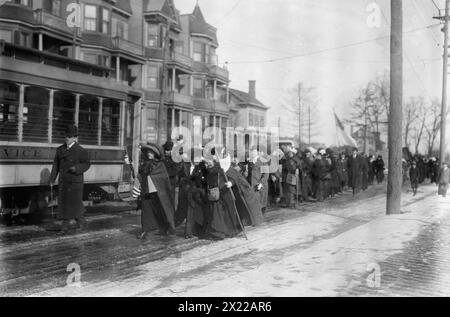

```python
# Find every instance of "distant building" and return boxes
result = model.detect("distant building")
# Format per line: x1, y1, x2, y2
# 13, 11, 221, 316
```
351, 126, 385, 155
229, 80, 270, 153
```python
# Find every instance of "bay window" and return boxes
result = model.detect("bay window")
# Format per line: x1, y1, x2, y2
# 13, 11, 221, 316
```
147, 24, 159, 47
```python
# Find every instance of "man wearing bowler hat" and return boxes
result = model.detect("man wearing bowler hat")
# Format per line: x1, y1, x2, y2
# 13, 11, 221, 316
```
49, 125, 91, 233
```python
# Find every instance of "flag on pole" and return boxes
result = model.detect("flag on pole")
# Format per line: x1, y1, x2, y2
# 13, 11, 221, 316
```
334, 113, 358, 147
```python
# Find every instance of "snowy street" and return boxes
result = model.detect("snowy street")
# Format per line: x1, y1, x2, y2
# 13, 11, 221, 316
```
1, 183, 449, 297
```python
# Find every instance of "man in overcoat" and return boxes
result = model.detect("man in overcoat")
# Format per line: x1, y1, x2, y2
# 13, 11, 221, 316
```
347, 148, 362, 195
49, 125, 90, 232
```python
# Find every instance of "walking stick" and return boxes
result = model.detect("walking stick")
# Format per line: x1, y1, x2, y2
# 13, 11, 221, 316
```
223, 170, 248, 240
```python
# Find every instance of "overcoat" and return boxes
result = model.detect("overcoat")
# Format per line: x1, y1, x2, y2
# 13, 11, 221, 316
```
49, 142, 90, 220
346, 154, 362, 190
137, 159, 175, 232
204, 164, 241, 240
226, 167, 264, 227
247, 158, 269, 209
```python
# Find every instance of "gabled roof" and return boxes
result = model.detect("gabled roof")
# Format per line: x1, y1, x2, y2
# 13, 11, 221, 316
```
114, 0, 132, 15
145, 0, 179, 22
229, 88, 269, 110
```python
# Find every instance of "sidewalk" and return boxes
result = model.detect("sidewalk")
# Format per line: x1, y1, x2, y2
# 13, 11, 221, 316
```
22, 183, 448, 297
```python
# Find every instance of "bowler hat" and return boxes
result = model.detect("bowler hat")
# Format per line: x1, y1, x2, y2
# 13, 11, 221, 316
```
65, 125, 78, 137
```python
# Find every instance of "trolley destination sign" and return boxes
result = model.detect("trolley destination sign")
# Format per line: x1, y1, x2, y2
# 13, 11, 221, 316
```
0, 145, 124, 163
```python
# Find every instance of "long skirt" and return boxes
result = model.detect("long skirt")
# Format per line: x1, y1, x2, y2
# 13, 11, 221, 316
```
204, 199, 240, 240
141, 193, 171, 233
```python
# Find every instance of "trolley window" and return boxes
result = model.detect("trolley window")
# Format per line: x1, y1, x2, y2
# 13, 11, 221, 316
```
53, 90, 75, 144
0, 82, 19, 142
23, 86, 49, 143
78, 95, 99, 146
101, 98, 120, 146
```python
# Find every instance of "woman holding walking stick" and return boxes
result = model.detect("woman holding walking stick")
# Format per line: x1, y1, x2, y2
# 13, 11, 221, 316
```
202, 155, 243, 240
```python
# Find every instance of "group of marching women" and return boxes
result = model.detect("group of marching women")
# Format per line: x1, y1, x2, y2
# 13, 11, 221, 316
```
131, 141, 264, 241
271, 145, 386, 207
130, 140, 393, 240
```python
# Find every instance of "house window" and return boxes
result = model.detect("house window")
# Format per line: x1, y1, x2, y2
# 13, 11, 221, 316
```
102, 8, 110, 34
14, 31, 31, 47
249, 112, 254, 127
193, 78, 204, 98
8, 0, 33, 7
147, 24, 159, 47
146, 65, 159, 89
260, 115, 265, 127
84, 5, 97, 32
193, 42, 204, 62
51, 0, 61, 16
98, 55, 109, 67
0, 30, 11, 43
83, 53, 97, 64
116, 21, 128, 40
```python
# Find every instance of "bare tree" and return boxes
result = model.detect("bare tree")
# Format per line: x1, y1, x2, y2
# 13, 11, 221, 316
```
425, 99, 442, 156
412, 103, 428, 155
350, 72, 389, 135
282, 82, 319, 146
403, 96, 422, 150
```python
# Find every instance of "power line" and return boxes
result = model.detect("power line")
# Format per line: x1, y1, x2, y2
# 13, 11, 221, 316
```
411, 0, 441, 45
378, 3, 435, 101
431, 0, 441, 11
228, 24, 440, 64
212, 0, 243, 25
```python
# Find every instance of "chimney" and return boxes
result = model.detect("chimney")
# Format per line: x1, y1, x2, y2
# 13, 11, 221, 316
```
249, 80, 256, 99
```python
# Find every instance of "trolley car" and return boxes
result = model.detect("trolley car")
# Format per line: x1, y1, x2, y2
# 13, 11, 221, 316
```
0, 42, 141, 224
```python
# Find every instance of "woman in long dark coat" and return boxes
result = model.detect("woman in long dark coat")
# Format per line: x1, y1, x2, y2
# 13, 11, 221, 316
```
226, 166, 264, 227
133, 143, 176, 240
360, 154, 369, 191
204, 160, 241, 240
184, 161, 208, 239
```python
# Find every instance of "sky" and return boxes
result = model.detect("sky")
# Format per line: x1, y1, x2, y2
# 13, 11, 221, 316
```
174, 0, 446, 147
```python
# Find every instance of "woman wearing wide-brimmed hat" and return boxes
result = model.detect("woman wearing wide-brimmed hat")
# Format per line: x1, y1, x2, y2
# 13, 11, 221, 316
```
132, 142, 176, 239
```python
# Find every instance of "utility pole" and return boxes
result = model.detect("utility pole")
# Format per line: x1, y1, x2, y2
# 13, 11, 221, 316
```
387, 0, 403, 215
434, 1, 450, 166
363, 106, 368, 155
308, 103, 311, 145
298, 82, 302, 147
